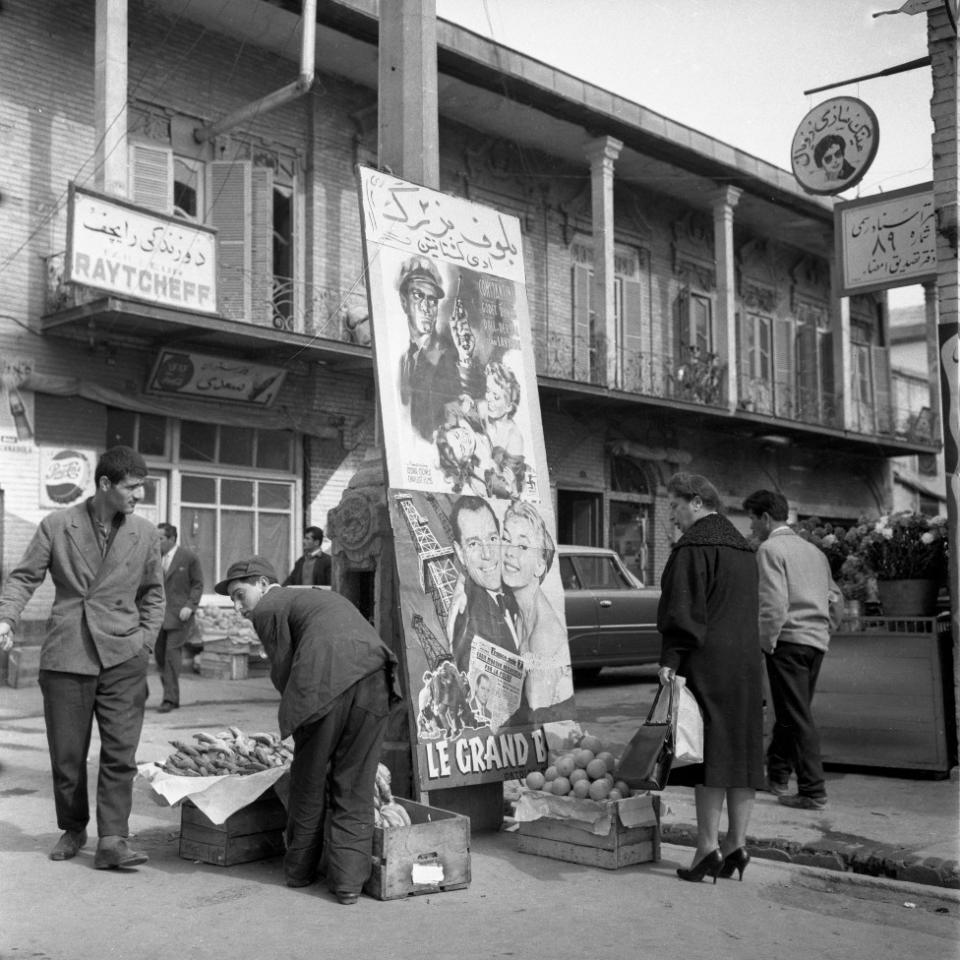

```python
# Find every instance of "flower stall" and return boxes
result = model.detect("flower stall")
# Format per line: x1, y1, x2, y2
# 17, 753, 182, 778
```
797, 514, 954, 775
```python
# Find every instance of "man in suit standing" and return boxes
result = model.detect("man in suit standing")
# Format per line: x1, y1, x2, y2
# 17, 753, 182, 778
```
0, 446, 164, 868
156, 522, 204, 713
283, 526, 332, 587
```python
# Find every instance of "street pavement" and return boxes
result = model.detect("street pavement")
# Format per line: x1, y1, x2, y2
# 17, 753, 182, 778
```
1, 668, 958, 960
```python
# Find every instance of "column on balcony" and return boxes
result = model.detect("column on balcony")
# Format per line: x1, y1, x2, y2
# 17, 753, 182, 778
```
584, 136, 623, 388
830, 260, 854, 430
94, 0, 128, 197
711, 185, 742, 412
925, 281, 943, 439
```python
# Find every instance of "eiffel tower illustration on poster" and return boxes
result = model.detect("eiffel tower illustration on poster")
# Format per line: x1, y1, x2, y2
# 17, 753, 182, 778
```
394, 493, 460, 632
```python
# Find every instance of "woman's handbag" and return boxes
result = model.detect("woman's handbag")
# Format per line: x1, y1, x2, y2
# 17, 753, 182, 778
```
673, 677, 704, 765
617, 680, 677, 790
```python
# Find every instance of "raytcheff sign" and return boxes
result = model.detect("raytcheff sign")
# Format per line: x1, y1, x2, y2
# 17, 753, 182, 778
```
66, 184, 217, 314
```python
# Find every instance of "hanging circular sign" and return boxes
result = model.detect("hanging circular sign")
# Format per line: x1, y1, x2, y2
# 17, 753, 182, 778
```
790, 96, 879, 196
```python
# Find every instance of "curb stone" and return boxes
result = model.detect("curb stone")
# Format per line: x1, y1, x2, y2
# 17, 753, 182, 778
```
661, 822, 959, 891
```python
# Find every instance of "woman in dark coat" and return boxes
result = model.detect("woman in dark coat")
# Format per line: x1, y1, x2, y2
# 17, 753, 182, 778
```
657, 473, 765, 883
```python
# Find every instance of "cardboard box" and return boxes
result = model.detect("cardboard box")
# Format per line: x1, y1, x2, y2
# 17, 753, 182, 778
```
515, 793, 660, 870
365, 797, 471, 900
179, 789, 286, 866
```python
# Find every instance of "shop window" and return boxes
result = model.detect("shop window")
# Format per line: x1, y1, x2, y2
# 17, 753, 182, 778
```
178, 421, 293, 471
106, 409, 167, 456
180, 420, 217, 462
220, 427, 255, 467
258, 431, 293, 471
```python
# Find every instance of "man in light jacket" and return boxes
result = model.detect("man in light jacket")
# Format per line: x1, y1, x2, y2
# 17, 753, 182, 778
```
0, 446, 165, 867
744, 489, 842, 811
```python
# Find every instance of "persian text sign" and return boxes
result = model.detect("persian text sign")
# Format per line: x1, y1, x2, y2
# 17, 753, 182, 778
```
147, 350, 287, 406
359, 170, 525, 284
66, 184, 217, 314
835, 183, 937, 295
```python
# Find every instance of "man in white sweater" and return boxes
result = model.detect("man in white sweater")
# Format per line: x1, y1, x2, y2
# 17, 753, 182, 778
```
743, 490, 842, 810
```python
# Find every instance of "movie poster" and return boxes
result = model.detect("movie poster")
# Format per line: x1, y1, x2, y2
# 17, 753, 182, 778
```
358, 167, 577, 790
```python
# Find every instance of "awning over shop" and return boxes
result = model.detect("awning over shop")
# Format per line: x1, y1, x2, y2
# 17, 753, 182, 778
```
22, 371, 340, 440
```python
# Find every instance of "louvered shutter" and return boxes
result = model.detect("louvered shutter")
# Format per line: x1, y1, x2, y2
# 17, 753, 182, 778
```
206, 161, 252, 320
773, 317, 794, 418
796, 323, 819, 422
819, 330, 836, 425
251, 166, 274, 327
128, 142, 173, 214
572, 263, 591, 381
621, 277, 644, 391
871, 345, 893, 435
736, 312, 749, 406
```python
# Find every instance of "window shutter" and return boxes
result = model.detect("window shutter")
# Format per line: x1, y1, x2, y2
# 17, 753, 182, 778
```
819, 330, 836, 425
572, 263, 591, 381
674, 288, 689, 356
251, 166, 274, 327
735, 312, 748, 405
128, 142, 173, 214
622, 277, 644, 391
871, 345, 893, 435
796, 323, 819, 421
773, 318, 794, 418
206, 161, 252, 320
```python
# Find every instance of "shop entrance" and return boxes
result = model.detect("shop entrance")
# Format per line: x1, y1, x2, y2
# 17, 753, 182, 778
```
556, 489, 602, 546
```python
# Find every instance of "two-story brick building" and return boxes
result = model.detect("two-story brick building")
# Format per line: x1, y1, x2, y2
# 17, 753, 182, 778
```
0, 0, 940, 621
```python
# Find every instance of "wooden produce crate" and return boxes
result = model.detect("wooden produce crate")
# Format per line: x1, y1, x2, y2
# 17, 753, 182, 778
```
179, 789, 286, 866
198, 645, 250, 681
516, 795, 660, 870
364, 797, 471, 901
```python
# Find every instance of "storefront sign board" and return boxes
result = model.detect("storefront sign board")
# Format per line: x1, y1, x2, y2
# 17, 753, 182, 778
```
358, 167, 576, 791
146, 350, 286, 406
835, 183, 937, 295
66, 184, 217, 314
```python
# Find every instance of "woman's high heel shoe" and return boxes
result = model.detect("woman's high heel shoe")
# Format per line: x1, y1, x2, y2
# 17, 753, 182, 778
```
676, 849, 723, 884
718, 847, 750, 881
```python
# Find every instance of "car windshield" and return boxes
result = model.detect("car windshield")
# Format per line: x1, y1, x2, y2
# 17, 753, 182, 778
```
573, 555, 637, 590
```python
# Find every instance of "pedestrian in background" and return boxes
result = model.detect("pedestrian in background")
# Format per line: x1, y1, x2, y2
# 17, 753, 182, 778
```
0, 446, 164, 868
283, 526, 332, 587
155, 522, 204, 713
743, 489, 842, 810
658, 473, 764, 884
217, 556, 399, 903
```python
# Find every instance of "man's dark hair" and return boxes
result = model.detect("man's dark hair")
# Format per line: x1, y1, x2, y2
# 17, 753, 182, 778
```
666, 472, 723, 512
814, 133, 846, 168
742, 489, 789, 522
158, 522, 178, 540
450, 495, 498, 544
304, 526, 324, 542
95, 446, 148, 485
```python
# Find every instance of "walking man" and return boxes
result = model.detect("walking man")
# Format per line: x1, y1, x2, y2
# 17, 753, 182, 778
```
283, 526, 331, 587
217, 556, 399, 902
0, 446, 164, 866
156, 522, 204, 712
743, 489, 842, 810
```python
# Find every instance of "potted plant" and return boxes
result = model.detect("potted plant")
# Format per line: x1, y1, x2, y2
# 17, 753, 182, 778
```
857, 512, 948, 617
794, 518, 870, 615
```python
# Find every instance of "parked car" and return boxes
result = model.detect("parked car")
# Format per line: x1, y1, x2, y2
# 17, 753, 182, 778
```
558, 545, 661, 678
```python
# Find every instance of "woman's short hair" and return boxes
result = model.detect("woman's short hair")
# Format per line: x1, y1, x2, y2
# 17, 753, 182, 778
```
503, 500, 555, 581
436, 425, 479, 493
484, 360, 521, 416
666, 472, 723, 512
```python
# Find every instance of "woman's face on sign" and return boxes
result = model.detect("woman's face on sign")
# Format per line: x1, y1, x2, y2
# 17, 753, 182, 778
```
501, 514, 544, 589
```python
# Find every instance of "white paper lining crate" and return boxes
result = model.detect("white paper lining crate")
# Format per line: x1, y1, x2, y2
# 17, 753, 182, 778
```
179, 789, 286, 866
364, 797, 471, 900
516, 793, 661, 870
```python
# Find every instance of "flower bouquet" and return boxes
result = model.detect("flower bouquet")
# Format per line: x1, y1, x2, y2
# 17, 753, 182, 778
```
857, 512, 948, 582
794, 517, 870, 602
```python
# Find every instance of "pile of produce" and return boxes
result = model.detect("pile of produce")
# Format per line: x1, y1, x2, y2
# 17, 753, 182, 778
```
161, 727, 292, 777
194, 605, 259, 645
524, 733, 632, 801
372, 763, 411, 828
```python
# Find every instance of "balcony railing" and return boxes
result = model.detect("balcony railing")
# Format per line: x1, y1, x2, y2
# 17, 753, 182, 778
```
44, 252, 367, 347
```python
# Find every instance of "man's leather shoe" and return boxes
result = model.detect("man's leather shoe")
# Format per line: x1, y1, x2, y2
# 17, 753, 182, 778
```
50, 829, 87, 861
778, 793, 828, 810
335, 891, 359, 905
157, 702, 176, 713
94, 836, 149, 869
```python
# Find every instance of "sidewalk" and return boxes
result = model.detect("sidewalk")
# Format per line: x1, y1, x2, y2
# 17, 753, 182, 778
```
2, 668, 958, 889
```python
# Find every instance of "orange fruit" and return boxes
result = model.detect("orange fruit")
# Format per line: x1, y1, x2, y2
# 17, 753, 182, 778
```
614, 780, 632, 797
608, 789, 624, 802
525, 771, 545, 791
596, 751, 616, 772
569, 768, 588, 784
551, 776, 571, 796
573, 748, 595, 768
555, 755, 576, 778
579, 734, 603, 754
572, 779, 591, 799
585, 758, 608, 781
588, 778, 611, 801
543, 765, 558, 782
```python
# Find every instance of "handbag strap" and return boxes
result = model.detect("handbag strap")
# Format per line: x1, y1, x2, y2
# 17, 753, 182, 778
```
645, 680, 675, 724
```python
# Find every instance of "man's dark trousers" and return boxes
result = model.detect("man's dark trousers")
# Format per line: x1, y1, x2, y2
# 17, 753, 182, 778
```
39, 651, 149, 836
155, 627, 183, 706
764, 641, 826, 799
284, 669, 391, 893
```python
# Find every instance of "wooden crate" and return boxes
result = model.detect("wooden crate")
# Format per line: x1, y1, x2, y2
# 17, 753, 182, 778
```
198, 648, 249, 681
364, 797, 471, 900
516, 797, 661, 870
179, 789, 286, 866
